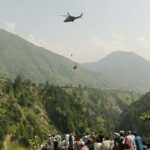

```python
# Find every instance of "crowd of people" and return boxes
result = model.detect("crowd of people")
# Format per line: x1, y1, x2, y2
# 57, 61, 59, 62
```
41, 131, 149, 150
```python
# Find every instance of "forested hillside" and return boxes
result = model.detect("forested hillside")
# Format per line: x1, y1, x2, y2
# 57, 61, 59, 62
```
0, 77, 57, 149
118, 92, 150, 143
0, 77, 136, 149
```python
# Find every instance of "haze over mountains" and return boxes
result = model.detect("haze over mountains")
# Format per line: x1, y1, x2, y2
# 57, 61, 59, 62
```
82, 51, 150, 91
0, 28, 150, 91
0, 29, 113, 88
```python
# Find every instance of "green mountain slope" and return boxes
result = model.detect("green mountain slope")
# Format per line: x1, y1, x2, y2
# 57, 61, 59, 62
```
0, 78, 136, 149
82, 51, 150, 91
118, 92, 150, 139
0, 29, 115, 89
0, 78, 57, 149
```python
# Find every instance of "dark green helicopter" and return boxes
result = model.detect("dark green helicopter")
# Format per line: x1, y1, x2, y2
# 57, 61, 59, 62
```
61, 12, 83, 22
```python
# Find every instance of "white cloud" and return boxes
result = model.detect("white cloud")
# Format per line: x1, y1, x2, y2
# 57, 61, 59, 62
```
90, 33, 126, 52
87, 33, 150, 62
90, 36, 110, 50
24, 34, 74, 60
1, 22, 74, 61
136, 37, 150, 49
25, 34, 65, 51
16, 32, 150, 62
112, 33, 124, 40
88, 33, 128, 61
24, 34, 49, 48
4, 22, 16, 34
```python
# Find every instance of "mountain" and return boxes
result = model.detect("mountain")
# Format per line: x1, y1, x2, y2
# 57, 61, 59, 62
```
82, 51, 150, 91
0, 29, 115, 88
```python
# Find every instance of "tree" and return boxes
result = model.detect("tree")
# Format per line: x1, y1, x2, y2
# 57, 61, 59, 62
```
140, 111, 150, 120
13, 75, 22, 95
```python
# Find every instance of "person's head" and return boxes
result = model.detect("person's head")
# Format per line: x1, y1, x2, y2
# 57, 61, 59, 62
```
105, 136, 109, 140
127, 131, 131, 135
96, 138, 101, 143
80, 140, 85, 147
133, 131, 138, 137
70, 133, 72, 136
86, 138, 92, 145
120, 131, 125, 136
83, 133, 86, 136
113, 132, 120, 138
86, 132, 89, 135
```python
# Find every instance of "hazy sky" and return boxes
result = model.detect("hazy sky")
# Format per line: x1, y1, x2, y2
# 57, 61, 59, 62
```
0, 0, 150, 62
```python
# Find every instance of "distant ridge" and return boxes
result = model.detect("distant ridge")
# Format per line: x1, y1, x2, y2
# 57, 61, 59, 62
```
82, 51, 150, 91
0, 29, 115, 88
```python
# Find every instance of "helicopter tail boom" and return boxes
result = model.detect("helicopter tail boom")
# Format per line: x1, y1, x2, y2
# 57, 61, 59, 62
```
80, 13, 83, 17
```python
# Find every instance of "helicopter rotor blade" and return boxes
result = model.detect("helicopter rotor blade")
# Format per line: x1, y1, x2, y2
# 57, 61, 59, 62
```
67, 12, 71, 16
59, 15, 68, 18
59, 15, 68, 17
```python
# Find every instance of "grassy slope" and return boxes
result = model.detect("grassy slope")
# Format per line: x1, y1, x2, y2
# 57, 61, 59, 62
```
3, 135, 30, 150
105, 90, 139, 113
0, 80, 56, 150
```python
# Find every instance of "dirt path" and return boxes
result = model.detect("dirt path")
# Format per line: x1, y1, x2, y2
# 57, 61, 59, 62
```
3, 134, 11, 150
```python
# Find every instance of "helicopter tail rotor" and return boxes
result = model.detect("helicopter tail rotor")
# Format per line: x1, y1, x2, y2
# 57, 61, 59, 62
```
80, 12, 83, 17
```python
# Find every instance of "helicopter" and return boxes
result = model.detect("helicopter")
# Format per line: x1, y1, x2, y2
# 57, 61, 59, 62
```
61, 12, 83, 22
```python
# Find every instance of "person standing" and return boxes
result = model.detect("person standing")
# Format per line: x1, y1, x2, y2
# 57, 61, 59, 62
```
123, 131, 136, 150
69, 133, 74, 150
94, 138, 102, 150
133, 132, 143, 150
119, 131, 125, 150
101, 136, 113, 150
66, 134, 70, 149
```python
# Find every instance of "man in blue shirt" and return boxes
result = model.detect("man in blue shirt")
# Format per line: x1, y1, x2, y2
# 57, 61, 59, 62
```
134, 131, 143, 150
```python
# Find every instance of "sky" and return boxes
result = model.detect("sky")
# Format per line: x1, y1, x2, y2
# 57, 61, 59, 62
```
0, 0, 150, 63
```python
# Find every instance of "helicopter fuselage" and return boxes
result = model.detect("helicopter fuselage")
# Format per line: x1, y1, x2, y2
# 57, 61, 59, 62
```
64, 16, 81, 22
64, 16, 76, 22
